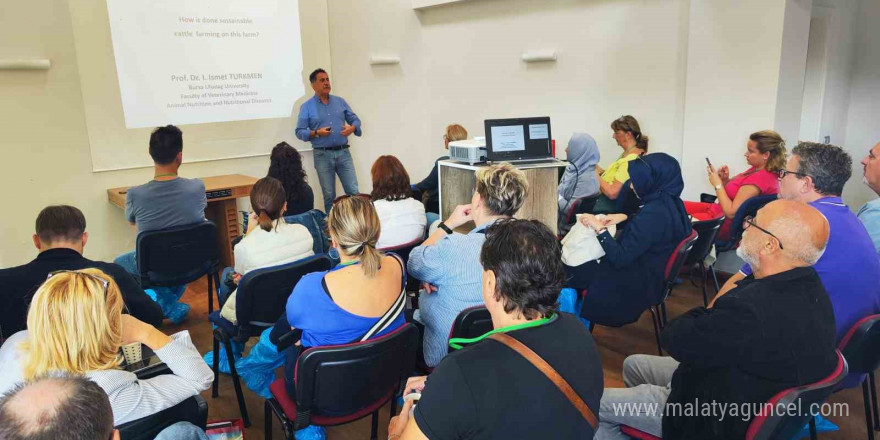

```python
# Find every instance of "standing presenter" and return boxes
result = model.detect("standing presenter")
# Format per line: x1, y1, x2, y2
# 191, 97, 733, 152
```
295, 68, 362, 213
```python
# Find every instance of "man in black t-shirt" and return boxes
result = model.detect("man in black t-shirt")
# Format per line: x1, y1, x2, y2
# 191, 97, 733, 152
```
387, 219, 604, 440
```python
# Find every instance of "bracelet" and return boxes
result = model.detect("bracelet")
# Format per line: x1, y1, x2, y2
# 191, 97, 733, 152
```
438, 222, 453, 234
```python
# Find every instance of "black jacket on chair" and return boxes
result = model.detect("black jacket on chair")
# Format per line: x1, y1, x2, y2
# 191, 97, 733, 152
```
661, 267, 838, 440
0, 248, 164, 336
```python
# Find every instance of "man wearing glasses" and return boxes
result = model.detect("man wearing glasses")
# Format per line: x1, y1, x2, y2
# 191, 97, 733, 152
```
858, 142, 880, 254
598, 200, 836, 440
714, 142, 880, 386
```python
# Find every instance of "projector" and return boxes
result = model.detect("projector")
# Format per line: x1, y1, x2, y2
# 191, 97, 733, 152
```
448, 139, 486, 165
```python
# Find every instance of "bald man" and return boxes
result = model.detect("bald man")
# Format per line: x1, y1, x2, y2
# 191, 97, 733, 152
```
859, 141, 880, 254
0, 374, 208, 440
595, 200, 838, 440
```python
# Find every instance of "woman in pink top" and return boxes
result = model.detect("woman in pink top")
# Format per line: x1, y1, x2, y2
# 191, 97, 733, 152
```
685, 130, 786, 240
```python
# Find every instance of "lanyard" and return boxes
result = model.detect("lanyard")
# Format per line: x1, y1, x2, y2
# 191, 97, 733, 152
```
448, 314, 553, 350
330, 260, 360, 272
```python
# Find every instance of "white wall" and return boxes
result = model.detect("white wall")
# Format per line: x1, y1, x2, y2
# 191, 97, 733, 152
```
322, 0, 691, 192
799, 8, 831, 142
774, 0, 812, 144
842, 0, 880, 209
0, 0, 331, 266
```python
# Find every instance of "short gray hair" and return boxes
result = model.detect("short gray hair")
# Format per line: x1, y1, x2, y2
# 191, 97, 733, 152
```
792, 142, 852, 196
475, 163, 529, 217
769, 214, 826, 265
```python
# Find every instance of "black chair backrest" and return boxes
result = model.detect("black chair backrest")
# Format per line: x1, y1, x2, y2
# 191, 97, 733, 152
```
745, 351, 847, 440
838, 314, 880, 374
727, 194, 777, 243
136, 221, 219, 287
295, 324, 419, 420
236, 254, 334, 330
379, 238, 423, 268
117, 394, 208, 440
448, 306, 493, 348
684, 216, 725, 265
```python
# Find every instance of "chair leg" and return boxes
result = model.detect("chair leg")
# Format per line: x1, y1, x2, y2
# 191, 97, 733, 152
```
371, 410, 379, 440
864, 380, 875, 440
211, 337, 220, 397
265, 400, 273, 440
700, 262, 709, 307
224, 339, 251, 427
809, 416, 818, 440
870, 371, 879, 429
710, 265, 720, 293
649, 307, 662, 356
207, 272, 214, 314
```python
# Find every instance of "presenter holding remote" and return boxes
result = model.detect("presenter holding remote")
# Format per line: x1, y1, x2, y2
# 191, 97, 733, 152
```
295, 68, 362, 213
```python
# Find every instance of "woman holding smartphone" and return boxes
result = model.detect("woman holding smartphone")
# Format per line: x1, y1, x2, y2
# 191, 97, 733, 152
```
684, 130, 785, 240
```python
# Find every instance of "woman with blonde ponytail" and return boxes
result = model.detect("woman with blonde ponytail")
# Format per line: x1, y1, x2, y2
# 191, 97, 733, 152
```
685, 130, 785, 240
218, 177, 314, 323
282, 195, 407, 396
0, 269, 213, 425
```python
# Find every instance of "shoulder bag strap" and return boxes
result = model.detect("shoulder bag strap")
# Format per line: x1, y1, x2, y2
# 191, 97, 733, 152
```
489, 333, 598, 430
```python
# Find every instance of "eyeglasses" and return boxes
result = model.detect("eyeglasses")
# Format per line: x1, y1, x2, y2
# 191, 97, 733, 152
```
742, 215, 784, 250
46, 270, 110, 293
776, 169, 810, 180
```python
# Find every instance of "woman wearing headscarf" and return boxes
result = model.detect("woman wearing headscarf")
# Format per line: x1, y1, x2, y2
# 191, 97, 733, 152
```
558, 133, 600, 223
564, 153, 692, 327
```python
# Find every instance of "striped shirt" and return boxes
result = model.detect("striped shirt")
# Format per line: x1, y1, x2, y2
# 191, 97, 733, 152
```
0, 330, 213, 425
407, 220, 496, 367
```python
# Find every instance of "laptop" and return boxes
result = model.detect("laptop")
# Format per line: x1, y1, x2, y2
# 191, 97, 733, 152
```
484, 116, 559, 164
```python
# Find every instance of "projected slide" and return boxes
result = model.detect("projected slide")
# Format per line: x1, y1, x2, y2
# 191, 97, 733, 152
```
106, 0, 304, 128
490, 125, 526, 152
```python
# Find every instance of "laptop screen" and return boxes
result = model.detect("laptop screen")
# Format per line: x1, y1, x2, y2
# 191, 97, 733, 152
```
484, 117, 552, 162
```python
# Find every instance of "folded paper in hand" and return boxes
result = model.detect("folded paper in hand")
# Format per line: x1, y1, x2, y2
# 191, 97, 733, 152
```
561, 214, 616, 266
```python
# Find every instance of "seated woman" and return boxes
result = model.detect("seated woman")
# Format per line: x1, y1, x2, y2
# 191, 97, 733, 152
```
370, 155, 427, 249
219, 177, 314, 323
408, 163, 529, 367
684, 130, 785, 240
268, 142, 315, 216
565, 153, 692, 327
414, 124, 468, 222
387, 219, 604, 439
558, 132, 600, 230
592, 115, 648, 213
283, 196, 407, 395
0, 269, 213, 425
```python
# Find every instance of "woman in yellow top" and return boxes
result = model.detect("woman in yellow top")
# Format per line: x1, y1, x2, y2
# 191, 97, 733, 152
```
593, 115, 648, 213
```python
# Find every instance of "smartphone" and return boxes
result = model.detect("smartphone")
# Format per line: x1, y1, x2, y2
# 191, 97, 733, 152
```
705, 157, 713, 168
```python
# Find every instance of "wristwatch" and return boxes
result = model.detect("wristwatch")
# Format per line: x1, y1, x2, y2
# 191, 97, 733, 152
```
438, 222, 453, 234
714, 184, 723, 190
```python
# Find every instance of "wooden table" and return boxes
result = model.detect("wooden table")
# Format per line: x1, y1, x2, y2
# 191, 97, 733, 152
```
438, 160, 568, 234
107, 174, 258, 268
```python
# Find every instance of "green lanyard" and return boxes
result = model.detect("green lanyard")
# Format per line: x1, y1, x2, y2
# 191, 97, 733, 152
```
448, 314, 553, 350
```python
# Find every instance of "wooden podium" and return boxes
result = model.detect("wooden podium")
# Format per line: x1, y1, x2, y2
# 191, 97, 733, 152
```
107, 174, 259, 268
437, 160, 567, 234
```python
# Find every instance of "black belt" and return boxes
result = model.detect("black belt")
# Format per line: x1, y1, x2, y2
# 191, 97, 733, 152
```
315, 145, 349, 151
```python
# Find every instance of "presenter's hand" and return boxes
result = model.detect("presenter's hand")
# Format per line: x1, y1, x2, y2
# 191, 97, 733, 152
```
340, 124, 356, 137
445, 204, 473, 229
316, 127, 332, 137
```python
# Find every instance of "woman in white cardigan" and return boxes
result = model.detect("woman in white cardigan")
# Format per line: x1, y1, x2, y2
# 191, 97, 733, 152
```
219, 177, 313, 323
0, 269, 214, 425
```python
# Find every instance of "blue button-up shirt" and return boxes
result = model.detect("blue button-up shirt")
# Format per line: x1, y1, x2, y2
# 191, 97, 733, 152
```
858, 198, 880, 255
295, 94, 361, 149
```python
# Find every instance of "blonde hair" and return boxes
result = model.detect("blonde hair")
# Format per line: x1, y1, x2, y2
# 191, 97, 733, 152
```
21, 269, 124, 379
445, 124, 468, 142
328, 196, 383, 277
475, 163, 529, 217
750, 130, 787, 173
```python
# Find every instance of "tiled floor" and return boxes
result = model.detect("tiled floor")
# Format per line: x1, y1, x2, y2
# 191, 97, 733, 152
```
165, 271, 876, 439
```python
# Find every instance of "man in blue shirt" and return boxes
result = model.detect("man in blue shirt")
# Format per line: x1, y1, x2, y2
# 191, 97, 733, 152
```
858, 141, 880, 254
295, 68, 362, 213
715, 142, 880, 387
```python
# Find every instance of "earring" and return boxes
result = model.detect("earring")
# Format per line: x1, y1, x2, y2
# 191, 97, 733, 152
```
328, 246, 340, 260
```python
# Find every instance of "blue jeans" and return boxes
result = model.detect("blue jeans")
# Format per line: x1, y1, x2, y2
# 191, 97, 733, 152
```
154, 422, 208, 440
313, 147, 359, 213
114, 251, 139, 283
